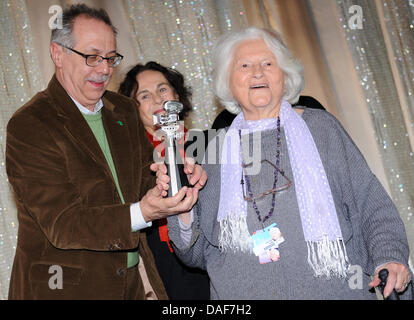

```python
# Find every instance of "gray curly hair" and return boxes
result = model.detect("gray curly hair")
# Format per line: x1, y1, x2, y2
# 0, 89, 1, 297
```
50, 4, 117, 49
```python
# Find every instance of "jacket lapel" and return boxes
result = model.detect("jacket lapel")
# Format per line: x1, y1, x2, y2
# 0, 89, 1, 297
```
48, 76, 108, 167
47, 76, 124, 192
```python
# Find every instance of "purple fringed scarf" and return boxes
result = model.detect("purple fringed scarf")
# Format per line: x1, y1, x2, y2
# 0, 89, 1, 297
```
217, 100, 349, 278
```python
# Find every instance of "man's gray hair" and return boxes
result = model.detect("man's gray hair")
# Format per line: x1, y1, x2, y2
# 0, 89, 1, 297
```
212, 27, 304, 114
50, 3, 118, 49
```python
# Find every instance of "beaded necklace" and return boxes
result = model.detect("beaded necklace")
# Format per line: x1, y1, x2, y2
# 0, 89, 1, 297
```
239, 116, 281, 225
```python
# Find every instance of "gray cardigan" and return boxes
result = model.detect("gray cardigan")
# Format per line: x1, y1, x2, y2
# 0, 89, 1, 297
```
167, 107, 411, 300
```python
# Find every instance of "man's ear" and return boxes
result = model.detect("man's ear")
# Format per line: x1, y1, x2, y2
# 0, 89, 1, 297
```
50, 42, 63, 67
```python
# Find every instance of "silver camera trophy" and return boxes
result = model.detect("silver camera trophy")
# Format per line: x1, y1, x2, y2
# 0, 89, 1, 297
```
153, 100, 189, 197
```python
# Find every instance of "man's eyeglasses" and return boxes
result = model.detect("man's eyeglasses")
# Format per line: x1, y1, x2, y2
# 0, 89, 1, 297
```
58, 43, 123, 68
241, 159, 292, 202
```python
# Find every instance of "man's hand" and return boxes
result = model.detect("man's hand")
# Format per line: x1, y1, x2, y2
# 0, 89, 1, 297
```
140, 160, 207, 223
139, 184, 198, 222
369, 262, 411, 298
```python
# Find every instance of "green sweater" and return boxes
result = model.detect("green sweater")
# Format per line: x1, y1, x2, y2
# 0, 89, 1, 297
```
82, 112, 139, 268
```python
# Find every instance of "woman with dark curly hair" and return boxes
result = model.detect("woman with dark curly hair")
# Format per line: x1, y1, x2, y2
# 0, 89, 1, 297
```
119, 61, 192, 135
118, 61, 210, 300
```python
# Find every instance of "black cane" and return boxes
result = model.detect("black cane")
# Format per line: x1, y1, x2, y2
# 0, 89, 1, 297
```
378, 269, 399, 300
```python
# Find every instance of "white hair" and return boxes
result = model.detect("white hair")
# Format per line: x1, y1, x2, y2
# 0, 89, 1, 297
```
212, 27, 305, 114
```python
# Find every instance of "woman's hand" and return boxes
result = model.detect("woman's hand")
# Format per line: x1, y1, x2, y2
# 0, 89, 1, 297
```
369, 262, 411, 298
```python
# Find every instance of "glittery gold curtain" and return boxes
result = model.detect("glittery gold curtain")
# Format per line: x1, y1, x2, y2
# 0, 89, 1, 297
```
0, 0, 250, 299
0, 0, 46, 299
251, 0, 342, 119
335, 0, 414, 268
378, 0, 414, 155
1, 0, 413, 299
123, 0, 248, 129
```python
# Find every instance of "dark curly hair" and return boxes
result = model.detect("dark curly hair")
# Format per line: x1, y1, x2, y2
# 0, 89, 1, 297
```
118, 61, 192, 119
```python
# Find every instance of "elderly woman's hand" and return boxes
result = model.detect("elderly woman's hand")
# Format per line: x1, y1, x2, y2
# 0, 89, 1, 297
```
182, 157, 207, 191
369, 262, 411, 298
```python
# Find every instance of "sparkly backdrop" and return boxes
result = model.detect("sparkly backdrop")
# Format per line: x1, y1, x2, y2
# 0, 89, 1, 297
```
0, 0, 46, 299
336, 0, 414, 267
0, 0, 248, 300
0, 0, 413, 299
123, 0, 248, 129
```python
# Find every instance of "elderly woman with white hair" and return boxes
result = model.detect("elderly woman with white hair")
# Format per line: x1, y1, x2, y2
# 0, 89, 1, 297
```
163, 27, 412, 299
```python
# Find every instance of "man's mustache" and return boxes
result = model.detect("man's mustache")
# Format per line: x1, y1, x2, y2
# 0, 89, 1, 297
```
86, 75, 109, 83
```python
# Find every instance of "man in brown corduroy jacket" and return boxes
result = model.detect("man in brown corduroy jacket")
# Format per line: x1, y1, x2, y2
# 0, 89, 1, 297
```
6, 4, 204, 300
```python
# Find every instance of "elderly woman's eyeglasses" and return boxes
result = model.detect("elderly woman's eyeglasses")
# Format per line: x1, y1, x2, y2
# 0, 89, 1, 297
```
57, 43, 123, 68
241, 159, 292, 202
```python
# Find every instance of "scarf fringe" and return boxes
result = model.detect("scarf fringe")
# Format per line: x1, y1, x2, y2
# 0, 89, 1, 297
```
218, 213, 252, 253
217, 101, 349, 280
306, 237, 349, 278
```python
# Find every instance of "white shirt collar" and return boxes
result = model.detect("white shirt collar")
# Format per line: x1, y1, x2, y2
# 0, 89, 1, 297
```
69, 95, 104, 115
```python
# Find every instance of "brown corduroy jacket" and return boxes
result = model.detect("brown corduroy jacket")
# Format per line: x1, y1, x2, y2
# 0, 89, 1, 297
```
6, 75, 167, 300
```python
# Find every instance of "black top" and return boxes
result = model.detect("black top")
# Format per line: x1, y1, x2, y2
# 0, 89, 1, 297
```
144, 221, 210, 300
211, 95, 326, 130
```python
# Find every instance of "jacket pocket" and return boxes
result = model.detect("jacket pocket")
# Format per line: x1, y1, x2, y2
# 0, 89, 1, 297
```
29, 262, 84, 298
